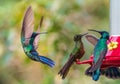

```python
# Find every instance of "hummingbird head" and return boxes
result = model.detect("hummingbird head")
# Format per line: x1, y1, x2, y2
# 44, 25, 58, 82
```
100, 31, 109, 40
74, 33, 88, 41
31, 32, 47, 38
31, 32, 40, 38
88, 29, 110, 40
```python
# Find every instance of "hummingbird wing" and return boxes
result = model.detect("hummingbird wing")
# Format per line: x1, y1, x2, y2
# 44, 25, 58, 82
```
21, 6, 34, 45
58, 54, 75, 79
33, 16, 44, 49
101, 67, 120, 79
85, 66, 92, 76
58, 41, 82, 79
85, 35, 98, 46
89, 48, 107, 72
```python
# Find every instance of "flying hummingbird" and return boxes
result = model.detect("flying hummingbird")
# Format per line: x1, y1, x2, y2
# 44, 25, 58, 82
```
85, 34, 120, 79
58, 33, 88, 79
21, 6, 55, 67
87, 29, 110, 81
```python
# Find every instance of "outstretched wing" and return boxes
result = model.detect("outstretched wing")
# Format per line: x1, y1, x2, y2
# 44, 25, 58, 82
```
21, 6, 34, 45
33, 16, 44, 49
85, 35, 99, 46
101, 67, 120, 79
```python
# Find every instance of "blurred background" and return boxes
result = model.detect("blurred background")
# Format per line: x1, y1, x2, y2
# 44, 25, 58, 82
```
1, 0, 119, 84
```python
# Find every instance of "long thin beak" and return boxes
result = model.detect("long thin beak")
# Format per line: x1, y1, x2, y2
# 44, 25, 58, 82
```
88, 29, 101, 34
37, 32, 47, 35
81, 33, 88, 37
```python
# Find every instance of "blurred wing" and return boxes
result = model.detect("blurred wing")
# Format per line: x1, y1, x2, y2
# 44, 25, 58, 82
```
33, 16, 44, 49
39, 16, 44, 28
89, 49, 107, 72
85, 35, 99, 46
21, 6, 34, 45
102, 67, 120, 79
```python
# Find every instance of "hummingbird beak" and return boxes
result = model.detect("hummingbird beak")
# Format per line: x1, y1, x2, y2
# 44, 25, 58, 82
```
37, 32, 47, 35
81, 33, 88, 37
88, 29, 101, 34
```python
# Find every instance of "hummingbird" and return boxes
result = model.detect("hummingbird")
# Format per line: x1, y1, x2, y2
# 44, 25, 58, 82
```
86, 29, 110, 81
21, 6, 55, 67
85, 34, 120, 79
58, 33, 88, 79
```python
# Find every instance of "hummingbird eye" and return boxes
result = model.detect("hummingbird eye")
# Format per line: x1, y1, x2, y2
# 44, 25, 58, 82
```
74, 35, 79, 41
106, 35, 109, 40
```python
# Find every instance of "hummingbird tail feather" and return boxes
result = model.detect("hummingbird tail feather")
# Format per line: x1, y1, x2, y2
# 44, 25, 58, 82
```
85, 66, 92, 76
38, 56, 55, 67
85, 66, 100, 81
58, 55, 75, 79
101, 67, 120, 79
92, 69, 100, 81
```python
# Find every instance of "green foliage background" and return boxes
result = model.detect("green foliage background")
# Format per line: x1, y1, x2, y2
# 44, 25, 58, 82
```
1, 0, 119, 84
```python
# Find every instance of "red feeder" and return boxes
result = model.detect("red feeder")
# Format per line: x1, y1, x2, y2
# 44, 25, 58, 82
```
76, 35, 120, 69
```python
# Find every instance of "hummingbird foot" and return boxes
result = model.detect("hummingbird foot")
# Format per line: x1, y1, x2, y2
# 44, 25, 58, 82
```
75, 59, 81, 64
76, 59, 80, 62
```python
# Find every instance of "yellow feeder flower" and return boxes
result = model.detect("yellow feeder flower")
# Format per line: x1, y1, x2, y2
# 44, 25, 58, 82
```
108, 41, 118, 50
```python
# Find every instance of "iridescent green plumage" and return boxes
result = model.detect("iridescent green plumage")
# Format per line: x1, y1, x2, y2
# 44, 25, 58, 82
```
58, 33, 87, 79
21, 6, 55, 67
87, 30, 109, 81
85, 34, 120, 79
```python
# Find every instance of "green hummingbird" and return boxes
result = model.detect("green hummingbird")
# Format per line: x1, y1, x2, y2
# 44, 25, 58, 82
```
85, 34, 120, 79
58, 33, 88, 79
21, 6, 55, 67
87, 29, 110, 81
